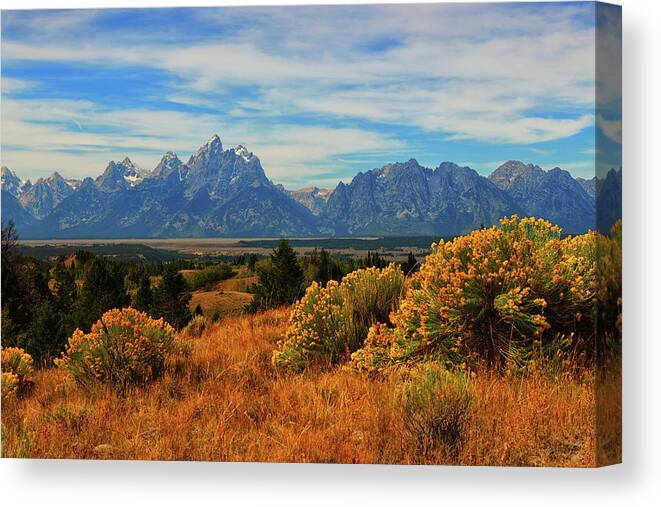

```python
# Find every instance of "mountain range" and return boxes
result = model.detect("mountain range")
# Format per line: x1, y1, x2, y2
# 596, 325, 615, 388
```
1, 134, 620, 239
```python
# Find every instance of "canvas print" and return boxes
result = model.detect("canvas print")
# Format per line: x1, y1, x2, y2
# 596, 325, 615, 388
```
0, 2, 621, 466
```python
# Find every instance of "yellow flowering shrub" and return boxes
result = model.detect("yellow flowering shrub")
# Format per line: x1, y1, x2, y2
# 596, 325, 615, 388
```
55, 307, 184, 394
2, 347, 34, 377
1, 347, 34, 399
273, 264, 405, 371
351, 215, 601, 372
1, 372, 20, 400
596, 219, 622, 360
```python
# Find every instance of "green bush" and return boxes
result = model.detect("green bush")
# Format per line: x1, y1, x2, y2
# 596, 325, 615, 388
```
55, 307, 184, 395
187, 263, 234, 291
272, 264, 405, 371
398, 363, 473, 457
182, 314, 207, 338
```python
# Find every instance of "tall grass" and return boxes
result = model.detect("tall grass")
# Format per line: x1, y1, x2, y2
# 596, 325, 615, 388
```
1, 308, 604, 465
398, 363, 473, 457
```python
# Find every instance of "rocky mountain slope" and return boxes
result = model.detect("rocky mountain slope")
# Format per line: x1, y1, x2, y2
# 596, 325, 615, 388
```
1, 135, 615, 238
322, 159, 520, 235
488, 161, 596, 234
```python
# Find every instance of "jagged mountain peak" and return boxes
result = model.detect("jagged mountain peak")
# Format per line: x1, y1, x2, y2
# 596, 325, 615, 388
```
489, 160, 544, 190
152, 151, 185, 180
1, 134, 612, 238
47, 171, 65, 182
488, 160, 594, 234
232, 145, 255, 162
96, 157, 146, 191
200, 134, 223, 154
1, 166, 32, 197
1, 165, 16, 178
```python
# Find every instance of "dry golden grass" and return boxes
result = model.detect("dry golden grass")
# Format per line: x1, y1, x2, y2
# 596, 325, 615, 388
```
1, 308, 616, 466
217, 275, 258, 292
188, 289, 253, 319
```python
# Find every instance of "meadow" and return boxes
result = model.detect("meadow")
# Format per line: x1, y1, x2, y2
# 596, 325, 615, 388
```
1, 216, 622, 465
1, 308, 619, 465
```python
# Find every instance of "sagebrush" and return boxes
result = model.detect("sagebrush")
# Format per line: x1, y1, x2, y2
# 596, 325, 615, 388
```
55, 307, 185, 394
272, 264, 405, 371
351, 216, 621, 372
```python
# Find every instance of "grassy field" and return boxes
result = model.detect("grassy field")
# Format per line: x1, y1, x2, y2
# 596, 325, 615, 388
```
182, 267, 257, 319
1, 307, 618, 465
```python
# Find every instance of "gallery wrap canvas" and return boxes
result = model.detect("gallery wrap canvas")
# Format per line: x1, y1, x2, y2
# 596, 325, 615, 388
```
0, 2, 621, 467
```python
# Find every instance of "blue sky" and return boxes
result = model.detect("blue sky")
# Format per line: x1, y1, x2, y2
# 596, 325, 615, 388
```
1, 3, 620, 188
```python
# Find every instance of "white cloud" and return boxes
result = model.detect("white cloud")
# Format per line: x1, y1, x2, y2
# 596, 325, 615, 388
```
0, 97, 403, 185
1, 77, 37, 94
1, 3, 599, 181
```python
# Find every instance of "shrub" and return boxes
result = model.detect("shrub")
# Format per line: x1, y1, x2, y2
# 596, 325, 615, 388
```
351, 216, 600, 372
1, 347, 34, 399
596, 220, 622, 362
273, 264, 405, 371
1, 372, 20, 400
55, 307, 183, 395
398, 363, 473, 457
182, 314, 207, 338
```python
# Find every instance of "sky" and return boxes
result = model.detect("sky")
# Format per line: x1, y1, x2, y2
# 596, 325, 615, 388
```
1, 2, 621, 189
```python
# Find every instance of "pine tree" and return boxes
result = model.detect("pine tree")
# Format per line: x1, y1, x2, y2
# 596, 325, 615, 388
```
26, 300, 67, 366
246, 239, 304, 312
74, 257, 129, 331
53, 264, 79, 343
134, 275, 154, 314
152, 264, 192, 329
247, 254, 258, 272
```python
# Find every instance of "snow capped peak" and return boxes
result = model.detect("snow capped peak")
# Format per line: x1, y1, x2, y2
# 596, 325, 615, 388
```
100, 157, 146, 187
65, 179, 81, 190
1, 166, 15, 178
120, 157, 137, 169
163, 151, 178, 160
233, 145, 253, 162
205, 134, 222, 150
193, 134, 223, 159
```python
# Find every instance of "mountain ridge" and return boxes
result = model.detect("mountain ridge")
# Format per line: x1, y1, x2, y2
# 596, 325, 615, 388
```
1, 135, 616, 238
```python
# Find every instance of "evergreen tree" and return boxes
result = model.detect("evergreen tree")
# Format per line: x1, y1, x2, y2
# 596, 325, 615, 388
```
53, 264, 79, 343
152, 264, 192, 329
53, 264, 78, 313
25, 300, 68, 366
134, 275, 154, 314
361, 251, 387, 269
246, 239, 304, 313
1, 221, 52, 349
75, 257, 129, 331
193, 304, 204, 316
247, 254, 258, 272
